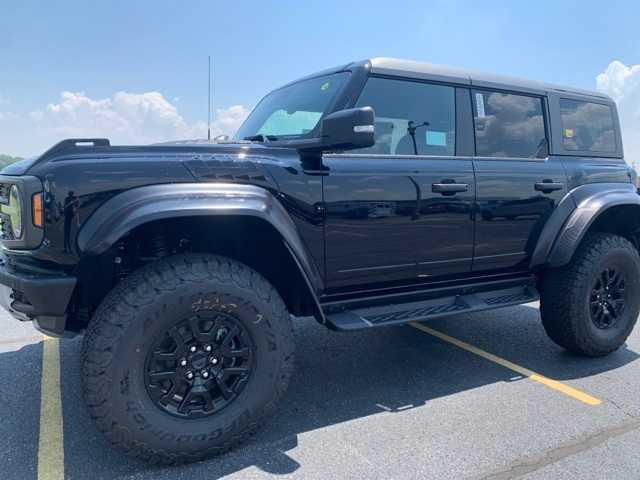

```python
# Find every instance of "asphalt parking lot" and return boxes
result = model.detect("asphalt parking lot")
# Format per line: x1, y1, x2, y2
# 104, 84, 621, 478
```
1, 302, 640, 480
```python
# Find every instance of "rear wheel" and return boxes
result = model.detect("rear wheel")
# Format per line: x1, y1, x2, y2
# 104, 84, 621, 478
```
540, 232, 640, 356
81, 254, 294, 464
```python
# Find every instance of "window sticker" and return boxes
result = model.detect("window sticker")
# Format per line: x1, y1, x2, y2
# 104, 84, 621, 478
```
475, 93, 486, 118
426, 130, 447, 147
320, 81, 331, 91
564, 128, 575, 138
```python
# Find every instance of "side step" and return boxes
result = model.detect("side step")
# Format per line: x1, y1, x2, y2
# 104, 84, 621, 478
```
324, 285, 538, 331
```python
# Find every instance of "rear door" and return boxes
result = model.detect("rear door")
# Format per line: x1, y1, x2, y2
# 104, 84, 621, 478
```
471, 89, 568, 271
322, 77, 476, 290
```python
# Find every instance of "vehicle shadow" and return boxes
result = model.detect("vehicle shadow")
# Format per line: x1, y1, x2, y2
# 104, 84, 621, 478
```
17, 303, 640, 479
424, 303, 640, 381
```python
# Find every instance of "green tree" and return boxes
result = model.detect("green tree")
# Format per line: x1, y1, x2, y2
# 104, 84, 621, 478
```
0, 154, 24, 168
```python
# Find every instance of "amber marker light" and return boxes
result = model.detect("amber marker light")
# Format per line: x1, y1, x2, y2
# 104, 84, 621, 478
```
32, 192, 44, 228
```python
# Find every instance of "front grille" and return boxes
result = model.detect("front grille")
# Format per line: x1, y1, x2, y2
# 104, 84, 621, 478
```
0, 182, 14, 240
0, 183, 9, 205
0, 215, 14, 240
0, 183, 14, 240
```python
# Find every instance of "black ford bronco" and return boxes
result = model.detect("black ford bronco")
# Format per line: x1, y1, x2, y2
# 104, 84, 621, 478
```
1, 58, 639, 463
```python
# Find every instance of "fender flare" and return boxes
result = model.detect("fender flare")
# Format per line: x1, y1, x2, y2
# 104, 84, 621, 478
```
77, 182, 325, 320
530, 182, 640, 269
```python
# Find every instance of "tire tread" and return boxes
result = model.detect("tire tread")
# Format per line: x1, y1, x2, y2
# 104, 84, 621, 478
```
81, 254, 294, 464
540, 232, 639, 357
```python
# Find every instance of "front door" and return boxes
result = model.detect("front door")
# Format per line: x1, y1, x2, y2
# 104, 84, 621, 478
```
322, 77, 475, 291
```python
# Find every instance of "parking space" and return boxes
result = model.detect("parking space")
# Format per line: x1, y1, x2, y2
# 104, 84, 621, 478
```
1, 302, 639, 479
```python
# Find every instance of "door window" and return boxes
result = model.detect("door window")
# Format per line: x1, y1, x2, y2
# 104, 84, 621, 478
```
559, 99, 616, 152
472, 90, 547, 158
353, 77, 456, 156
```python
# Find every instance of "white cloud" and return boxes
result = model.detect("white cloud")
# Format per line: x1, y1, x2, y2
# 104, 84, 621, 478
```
596, 61, 640, 169
0, 91, 250, 157
209, 105, 253, 138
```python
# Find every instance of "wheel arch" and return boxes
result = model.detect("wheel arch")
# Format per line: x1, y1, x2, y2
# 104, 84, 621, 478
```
531, 182, 640, 269
76, 183, 325, 323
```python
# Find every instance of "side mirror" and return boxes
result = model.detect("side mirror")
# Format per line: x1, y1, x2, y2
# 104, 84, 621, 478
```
299, 107, 375, 153
320, 107, 375, 151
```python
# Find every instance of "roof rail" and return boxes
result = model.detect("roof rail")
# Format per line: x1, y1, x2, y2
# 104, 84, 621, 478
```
39, 138, 111, 163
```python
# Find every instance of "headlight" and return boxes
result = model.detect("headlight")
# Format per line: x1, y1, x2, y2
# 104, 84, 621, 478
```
0, 176, 43, 249
6, 185, 23, 239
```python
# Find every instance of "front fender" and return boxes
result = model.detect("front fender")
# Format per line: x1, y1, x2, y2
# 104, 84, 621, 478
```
77, 182, 324, 295
531, 182, 640, 269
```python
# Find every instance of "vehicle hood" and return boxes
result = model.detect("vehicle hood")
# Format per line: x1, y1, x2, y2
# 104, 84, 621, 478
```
1, 156, 39, 176
3, 140, 301, 179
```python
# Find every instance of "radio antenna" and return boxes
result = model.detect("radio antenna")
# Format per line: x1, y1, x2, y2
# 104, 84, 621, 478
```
207, 55, 212, 141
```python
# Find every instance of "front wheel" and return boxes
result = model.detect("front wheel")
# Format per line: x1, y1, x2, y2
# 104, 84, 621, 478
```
540, 232, 640, 357
81, 254, 294, 464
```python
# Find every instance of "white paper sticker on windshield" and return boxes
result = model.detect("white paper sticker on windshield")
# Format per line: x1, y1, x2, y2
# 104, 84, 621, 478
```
475, 93, 486, 118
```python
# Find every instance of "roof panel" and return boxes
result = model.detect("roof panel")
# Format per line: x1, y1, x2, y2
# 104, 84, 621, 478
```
369, 57, 610, 99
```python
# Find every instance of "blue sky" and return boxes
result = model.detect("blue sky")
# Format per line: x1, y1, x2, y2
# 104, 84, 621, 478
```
1, 0, 640, 158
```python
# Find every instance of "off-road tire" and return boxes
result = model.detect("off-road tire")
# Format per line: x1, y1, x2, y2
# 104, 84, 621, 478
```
540, 232, 640, 357
81, 254, 295, 464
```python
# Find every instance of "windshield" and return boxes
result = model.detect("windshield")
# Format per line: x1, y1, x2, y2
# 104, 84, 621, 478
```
235, 72, 349, 141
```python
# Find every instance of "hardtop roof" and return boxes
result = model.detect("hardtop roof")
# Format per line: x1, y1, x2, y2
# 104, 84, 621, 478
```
272, 58, 611, 102
367, 57, 610, 100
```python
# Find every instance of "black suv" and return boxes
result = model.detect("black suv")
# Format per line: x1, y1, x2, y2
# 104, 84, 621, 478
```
1, 58, 639, 463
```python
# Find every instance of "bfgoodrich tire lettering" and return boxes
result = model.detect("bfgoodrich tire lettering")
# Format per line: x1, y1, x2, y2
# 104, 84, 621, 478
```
81, 254, 294, 464
540, 232, 640, 357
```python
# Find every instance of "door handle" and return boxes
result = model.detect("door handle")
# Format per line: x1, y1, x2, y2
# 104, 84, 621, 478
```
432, 182, 469, 195
534, 181, 564, 193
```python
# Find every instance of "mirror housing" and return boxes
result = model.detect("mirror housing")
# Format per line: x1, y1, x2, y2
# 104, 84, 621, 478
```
299, 107, 375, 153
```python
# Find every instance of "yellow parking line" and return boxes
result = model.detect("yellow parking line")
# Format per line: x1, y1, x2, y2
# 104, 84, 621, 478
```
410, 322, 602, 406
38, 337, 65, 480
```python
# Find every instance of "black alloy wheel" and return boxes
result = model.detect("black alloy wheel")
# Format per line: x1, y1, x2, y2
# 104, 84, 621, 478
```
82, 254, 294, 463
145, 313, 254, 419
540, 232, 640, 357
590, 268, 626, 330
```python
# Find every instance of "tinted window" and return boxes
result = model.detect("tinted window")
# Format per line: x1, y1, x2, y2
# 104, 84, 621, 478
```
473, 90, 547, 158
559, 99, 616, 152
235, 72, 348, 140
354, 77, 455, 156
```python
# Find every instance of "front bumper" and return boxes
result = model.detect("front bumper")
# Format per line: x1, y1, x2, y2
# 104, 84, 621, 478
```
0, 255, 76, 336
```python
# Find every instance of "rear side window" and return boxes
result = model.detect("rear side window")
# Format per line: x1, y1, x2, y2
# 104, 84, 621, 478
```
354, 77, 456, 156
473, 90, 547, 158
559, 99, 616, 153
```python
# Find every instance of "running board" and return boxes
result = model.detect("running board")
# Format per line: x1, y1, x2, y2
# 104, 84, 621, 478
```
324, 285, 539, 331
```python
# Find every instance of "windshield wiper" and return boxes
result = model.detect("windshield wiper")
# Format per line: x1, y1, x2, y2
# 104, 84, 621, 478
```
243, 134, 279, 142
